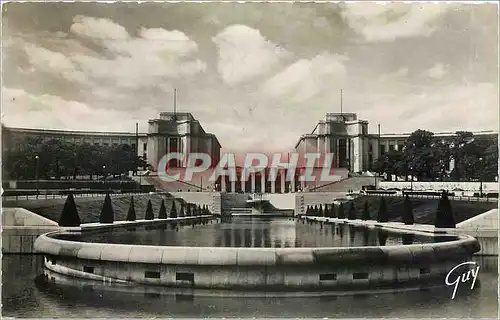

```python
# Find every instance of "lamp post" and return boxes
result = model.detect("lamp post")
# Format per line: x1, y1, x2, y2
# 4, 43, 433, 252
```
479, 157, 483, 198
102, 165, 106, 192
34, 155, 39, 198
409, 166, 413, 192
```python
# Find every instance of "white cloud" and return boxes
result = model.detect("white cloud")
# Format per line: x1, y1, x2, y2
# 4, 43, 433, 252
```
342, 3, 449, 42
425, 63, 449, 80
355, 82, 498, 134
68, 16, 206, 88
1, 87, 158, 131
212, 24, 290, 86
23, 43, 86, 82
262, 52, 348, 102
70, 15, 129, 40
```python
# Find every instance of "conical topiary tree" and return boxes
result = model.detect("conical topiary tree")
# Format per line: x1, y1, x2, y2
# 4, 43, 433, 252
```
158, 200, 167, 219
331, 203, 337, 218
187, 204, 192, 217
377, 197, 388, 222
443, 193, 456, 227
313, 205, 318, 216
319, 205, 324, 217
337, 202, 345, 219
99, 193, 114, 223
348, 202, 356, 220
324, 204, 330, 218
306, 205, 311, 216
403, 195, 414, 225
402, 233, 414, 245
378, 230, 388, 246
362, 200, 370, 221
435, 192, 455, 228
126, 196, 136, 221
145, 199, 154, 220
170, 201, 178, 218
179, 202, 185, 217
59, 193, 81, 227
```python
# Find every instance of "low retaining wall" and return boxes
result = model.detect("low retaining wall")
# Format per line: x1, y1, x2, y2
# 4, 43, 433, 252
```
306, 216, 497, 256
379, 181, 498, 193
34, 224, 479, 290
2, 207, 60, 254
3, 226, 60, 254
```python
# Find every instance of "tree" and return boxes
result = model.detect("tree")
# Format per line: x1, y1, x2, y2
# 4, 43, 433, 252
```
158, 200, 167, 219
404, 129, 441, 181
179, 202, 185, 217
377, 197, 388, 222
126, 196, 136, 221
59, 193, 81, 227
435, 192, 455, 228
331, 203, 336, 218
324, 204, 330, 218
348, 202, 356, 220
378, 230, 388, 246
197, 204, 202, 216
186, 203, 192, 217
318, 205, 324, 217
402, 233, 414, 245
99, 193, 114, 223
337, 202, 345, 219
403, 195, 414, 225
170, 201, 178, 218
145, 200, 154, 220
362, 201, 370, 221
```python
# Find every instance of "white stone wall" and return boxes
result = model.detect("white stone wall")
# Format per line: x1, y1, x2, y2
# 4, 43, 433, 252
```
379, 181, 499, 193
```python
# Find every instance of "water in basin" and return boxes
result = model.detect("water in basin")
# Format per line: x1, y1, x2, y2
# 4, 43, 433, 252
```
54, 216, 458, 247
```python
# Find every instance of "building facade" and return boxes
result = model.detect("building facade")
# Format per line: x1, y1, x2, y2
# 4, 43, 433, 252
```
146, 112, 221, 169
295, 113, 498, 173
2, 112, 221, 170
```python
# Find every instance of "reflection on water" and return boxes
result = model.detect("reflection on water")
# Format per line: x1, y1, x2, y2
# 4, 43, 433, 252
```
54, 217, 456, 248
2, 254, 498, 318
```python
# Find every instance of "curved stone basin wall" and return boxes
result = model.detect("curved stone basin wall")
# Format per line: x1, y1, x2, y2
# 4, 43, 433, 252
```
34, 225, 480, 290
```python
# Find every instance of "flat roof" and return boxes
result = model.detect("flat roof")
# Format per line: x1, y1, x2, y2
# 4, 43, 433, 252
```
3, 126, 148, 137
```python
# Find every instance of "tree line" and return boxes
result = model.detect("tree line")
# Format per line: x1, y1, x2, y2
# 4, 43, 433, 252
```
3, 136, 147, 180
374, 130, 498, 182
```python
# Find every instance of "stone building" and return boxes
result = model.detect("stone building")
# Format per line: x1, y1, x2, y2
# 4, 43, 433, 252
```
146, 112, 221, 169
2, 111, 221, 170
295, 113, 498, 173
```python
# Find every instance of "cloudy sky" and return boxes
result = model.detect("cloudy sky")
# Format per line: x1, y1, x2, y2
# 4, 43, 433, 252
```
2, 2, 498, 152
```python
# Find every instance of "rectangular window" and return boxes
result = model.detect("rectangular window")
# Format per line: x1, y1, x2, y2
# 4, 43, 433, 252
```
83, 266, 94, 274
176, 272, 194, 282
319, 273, 337, 281
380, 145, 386, 155
353, 272, 369, 280
389, 145, 395, 152
145, 271, 161, 279
143, 143, 147, 151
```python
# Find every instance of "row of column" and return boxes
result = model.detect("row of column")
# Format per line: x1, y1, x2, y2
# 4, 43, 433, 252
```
220, 169, 300, 193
